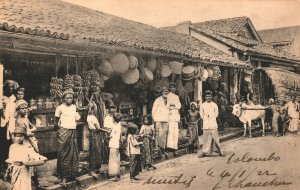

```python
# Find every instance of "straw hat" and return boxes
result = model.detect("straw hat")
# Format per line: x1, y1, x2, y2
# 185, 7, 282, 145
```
121, 68, 139, 84
109, 53, 129, 75
62, 89, 74, 97
169, 61, 183, 74
182, 66, 196, 80
16, 100, 28, 110
144, 68, 154, 80
97, 60, 113, 77
161, 64, 172, 78
12, 127, 27, 136
128, 55, 139, 70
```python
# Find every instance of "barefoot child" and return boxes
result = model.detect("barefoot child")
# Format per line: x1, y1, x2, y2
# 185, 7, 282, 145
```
6, 127, 47, 190
86, 101, 110, 179
139, 115, 156, 170
126, 123, 143, 182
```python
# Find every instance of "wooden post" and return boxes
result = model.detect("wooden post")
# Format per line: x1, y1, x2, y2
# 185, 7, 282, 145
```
0, 64, 3, 109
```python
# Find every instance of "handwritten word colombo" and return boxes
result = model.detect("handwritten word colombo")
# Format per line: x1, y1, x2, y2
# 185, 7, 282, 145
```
143, 173, 196, 188
227, 152, 280, 164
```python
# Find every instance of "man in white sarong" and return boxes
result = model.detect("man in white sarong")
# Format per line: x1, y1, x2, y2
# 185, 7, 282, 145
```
284, 95, 299, 134
198, 90, 225, 158
166, 83, 181, 155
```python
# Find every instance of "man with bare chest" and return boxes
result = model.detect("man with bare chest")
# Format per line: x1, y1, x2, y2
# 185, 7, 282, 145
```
185, 102, 200, 153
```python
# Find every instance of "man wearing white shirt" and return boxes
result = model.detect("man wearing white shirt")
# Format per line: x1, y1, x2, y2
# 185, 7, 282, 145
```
198, 90, 225, 158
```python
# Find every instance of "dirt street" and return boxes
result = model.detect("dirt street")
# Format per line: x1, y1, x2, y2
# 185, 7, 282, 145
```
88, 134, 300, 190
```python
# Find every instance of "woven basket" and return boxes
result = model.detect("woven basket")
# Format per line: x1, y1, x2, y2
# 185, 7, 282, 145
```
109, 53, 129, 75
121, 68, 139, 84
97, 60, 113, 77
144, 68, 154, 80
161, 64, 172, 78
169, 61, 183, 74
128, 55, 139, 70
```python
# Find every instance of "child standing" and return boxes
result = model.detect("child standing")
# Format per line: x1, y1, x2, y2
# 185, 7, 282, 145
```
86, 102, 110, 179
126, 123, 143, 182
108, 113, 123, 182
139, 115, 156, 170
14, 100, 39, 152
6, 127, 46, 190
185, 102, 200, 153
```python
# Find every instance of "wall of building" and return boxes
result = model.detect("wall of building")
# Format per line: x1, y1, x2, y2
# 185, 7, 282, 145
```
190, 29, 233, 55
238, 24, 256, 40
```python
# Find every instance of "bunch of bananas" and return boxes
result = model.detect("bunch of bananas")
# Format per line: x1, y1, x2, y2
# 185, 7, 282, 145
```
72, 75, 83, 97
50, 77, 63, 99
81, 71, 102, 95
63, 74, 74, 91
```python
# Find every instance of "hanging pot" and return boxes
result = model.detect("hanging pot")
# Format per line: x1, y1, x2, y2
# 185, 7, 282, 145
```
109, 53, 129, 75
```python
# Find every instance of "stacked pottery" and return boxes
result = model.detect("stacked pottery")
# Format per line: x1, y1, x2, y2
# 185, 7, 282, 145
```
109, 52, 129, 75
182, 66, 197, 80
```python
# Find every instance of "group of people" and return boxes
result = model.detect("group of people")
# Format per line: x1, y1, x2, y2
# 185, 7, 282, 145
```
267, 95, 300, 137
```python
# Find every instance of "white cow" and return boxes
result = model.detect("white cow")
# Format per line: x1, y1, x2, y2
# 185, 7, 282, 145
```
232, 103, 266, 137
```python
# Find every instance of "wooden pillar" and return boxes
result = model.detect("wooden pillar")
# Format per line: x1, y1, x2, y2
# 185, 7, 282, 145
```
0, 64, 3, 109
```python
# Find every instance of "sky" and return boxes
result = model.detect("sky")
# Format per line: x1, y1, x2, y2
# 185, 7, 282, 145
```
62, 0, 300, 30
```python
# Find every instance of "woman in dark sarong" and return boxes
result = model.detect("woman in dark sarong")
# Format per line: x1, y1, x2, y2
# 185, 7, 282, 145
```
185, 102, 200, 153
54, 89, 81, 187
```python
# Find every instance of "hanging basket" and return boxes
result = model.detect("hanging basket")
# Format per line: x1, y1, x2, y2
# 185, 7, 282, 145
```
161, 64, 172, 78
169, 61, 183, 74
121, 68, 139, 84
109, 53, 129, 75
97, 60, 113, 77
144, 68, 154, 80
128, 55, 139, 70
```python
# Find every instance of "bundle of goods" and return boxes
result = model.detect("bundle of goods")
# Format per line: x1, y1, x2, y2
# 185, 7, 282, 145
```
50, 77, 63, 100
81, 71, 102, 95
211, 66, 222, 81
72, 75, 83, 97
63, 74, 74, 91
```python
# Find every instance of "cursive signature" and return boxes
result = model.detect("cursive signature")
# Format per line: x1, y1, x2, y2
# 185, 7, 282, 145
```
227, 152, 280, 164
143, 173, 196, 188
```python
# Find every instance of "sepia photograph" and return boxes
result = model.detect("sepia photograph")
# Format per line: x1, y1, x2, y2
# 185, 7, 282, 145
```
0, 0, 300, 189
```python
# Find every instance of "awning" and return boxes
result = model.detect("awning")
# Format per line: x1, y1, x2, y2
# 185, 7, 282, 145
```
253, 67, 300, 102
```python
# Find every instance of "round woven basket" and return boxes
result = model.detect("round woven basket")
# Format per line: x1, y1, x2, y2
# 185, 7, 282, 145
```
128, 55, 139, 70
169, 61, 183, 74
97, 60, 113, 77
161, 64, 172, 78
144, 68, 154, 80
109, 53, 129, 75
146, 57, 157, 72
121, 68, 139, 84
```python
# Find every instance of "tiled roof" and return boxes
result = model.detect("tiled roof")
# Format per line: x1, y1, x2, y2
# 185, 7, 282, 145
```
258, 26, 300, 44
0, 0, 247, 67
189, 18, 300, 62
193, 17, 249, 34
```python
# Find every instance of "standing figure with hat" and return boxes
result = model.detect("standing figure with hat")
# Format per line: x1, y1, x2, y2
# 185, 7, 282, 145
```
185, 102, 200, 154
283, 95, 300, 135
167, 82, 181, 156
0, 96, 10, 175
54, 89, 81, 187
5, 127, 47, 190
152, 86, 170, 156
86, 101, 110, 179
198, 90, 225, 158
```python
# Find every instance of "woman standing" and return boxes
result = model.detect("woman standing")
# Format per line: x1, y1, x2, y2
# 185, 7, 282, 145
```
54, 89, 81, 187
185, 102, 200, 154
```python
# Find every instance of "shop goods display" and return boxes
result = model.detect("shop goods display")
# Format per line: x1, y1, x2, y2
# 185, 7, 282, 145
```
109, 52, 129, 75
81, 70, 102, 95
201, 69, 209, 81
63, 74, 74, 91
97, 60, 113, 77
128, 55, 139, 70
146, 56, 157, 72
169, 61, 183, 74
161, 63, 172, 78
50, 77, 63, 100
211, 66, 222, 80
207, 69, 214, 77
182, 65, 196, 80
121, 68, 140, 84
